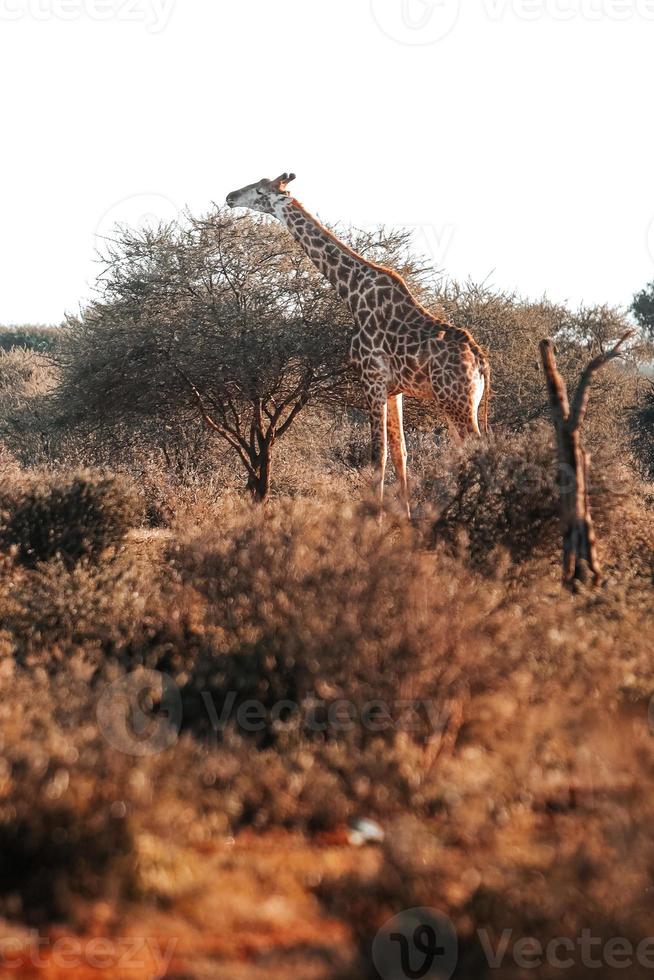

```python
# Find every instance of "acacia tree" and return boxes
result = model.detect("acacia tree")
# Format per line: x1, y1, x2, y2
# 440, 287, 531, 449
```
56, 207, 437, 500
57, 210, 357, 500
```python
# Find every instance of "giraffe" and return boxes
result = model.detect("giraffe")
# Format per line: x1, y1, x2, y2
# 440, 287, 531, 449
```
226, 172, 490, 518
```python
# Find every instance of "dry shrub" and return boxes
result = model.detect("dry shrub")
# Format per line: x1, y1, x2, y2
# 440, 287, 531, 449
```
422, 425, 560, 566
321, 652, 654, 980
0, 667, 221, 925
0, 555, 161, 669
0, 441, 23, 481
632, 379, 654, 478
0, 347, 58, 465
169, 499, 500, 744
0, 491, 653, 953
162, 495, 654, 959
0, 346, 57, 408
0, 469, 142, 569
0, 671, 134, 923
417, 424, 654, 575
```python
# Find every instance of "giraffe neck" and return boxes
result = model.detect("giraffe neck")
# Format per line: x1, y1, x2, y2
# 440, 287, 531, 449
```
274, 196, 372, 302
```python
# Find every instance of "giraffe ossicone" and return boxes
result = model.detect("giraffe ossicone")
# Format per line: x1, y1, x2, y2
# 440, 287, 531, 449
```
226, 172, 490, 519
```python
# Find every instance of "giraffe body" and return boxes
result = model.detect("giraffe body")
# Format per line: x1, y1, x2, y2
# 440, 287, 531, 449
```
226, 173, 490, 517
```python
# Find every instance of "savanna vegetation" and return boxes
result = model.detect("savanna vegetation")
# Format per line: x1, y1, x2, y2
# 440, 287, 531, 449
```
1, 208, 654, 978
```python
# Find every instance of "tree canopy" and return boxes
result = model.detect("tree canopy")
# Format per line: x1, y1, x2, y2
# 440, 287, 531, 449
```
56, 209, 424, 498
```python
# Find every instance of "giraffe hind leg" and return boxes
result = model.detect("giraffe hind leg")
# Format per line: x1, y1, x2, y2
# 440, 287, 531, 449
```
430, 360, 482, 442
444, 394, 482, 441
449, 410, 480, 441
446, 416, 465, 445
387, 394, 411, 519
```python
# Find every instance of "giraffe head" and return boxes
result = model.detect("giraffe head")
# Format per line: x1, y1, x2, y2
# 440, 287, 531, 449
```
226, 172, 296, 215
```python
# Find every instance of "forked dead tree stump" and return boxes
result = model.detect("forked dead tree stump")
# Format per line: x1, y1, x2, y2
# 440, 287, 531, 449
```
539, 334, 631, 589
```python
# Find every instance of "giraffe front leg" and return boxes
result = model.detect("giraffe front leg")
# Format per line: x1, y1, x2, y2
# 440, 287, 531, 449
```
387, 394, 411, 520
368, 399, 388, 521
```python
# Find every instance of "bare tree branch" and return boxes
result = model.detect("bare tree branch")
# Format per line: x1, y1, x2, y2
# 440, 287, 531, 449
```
569, 331, 633, 430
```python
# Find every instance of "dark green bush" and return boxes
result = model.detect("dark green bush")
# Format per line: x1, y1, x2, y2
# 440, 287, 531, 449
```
0, 325, 59, 353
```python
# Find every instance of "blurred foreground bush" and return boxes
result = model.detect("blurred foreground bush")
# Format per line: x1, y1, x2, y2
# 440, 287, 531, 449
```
0, 470, 142, 568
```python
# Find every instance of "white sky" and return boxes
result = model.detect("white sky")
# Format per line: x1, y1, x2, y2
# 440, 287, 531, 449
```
1, 0, 653, 324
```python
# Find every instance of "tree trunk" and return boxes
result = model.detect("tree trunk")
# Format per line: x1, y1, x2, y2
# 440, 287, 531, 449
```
246, 441, 273, 503
539, 334, 630, 588
554, 416, 600, 586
